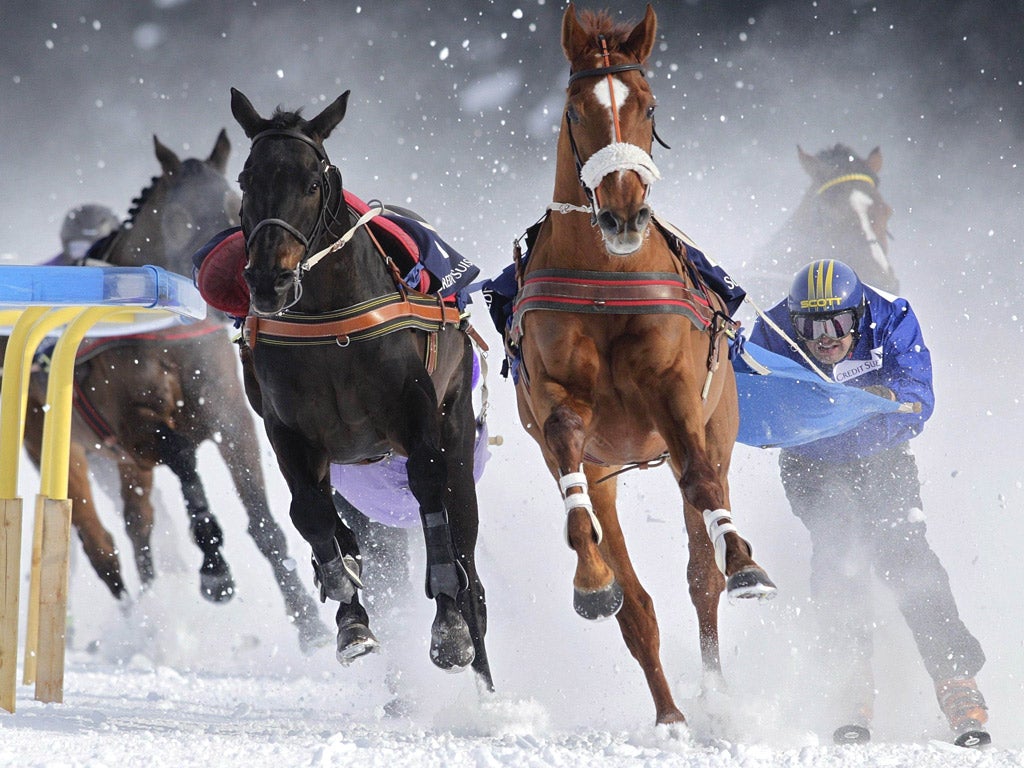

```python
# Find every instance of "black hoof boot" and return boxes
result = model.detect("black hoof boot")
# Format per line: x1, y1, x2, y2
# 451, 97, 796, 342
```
312, 540, 363, 604
726, 567, 777, 601
573, 581, 623, 620
199, 554, 235, 603
336, 617, 380, 665
833, 724, 871, 744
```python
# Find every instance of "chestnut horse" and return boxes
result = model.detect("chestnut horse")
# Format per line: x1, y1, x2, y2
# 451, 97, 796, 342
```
229, 88, 491, 687
511, 5, 776, 725
756, 144, 896, 302
10, 134, 330, 651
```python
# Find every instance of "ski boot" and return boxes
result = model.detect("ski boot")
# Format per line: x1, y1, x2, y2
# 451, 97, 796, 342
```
936, 676, 991, 748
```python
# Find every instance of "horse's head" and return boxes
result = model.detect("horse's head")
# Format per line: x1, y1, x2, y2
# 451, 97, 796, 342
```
797, 144, 896, 290
113, 131, 239, 274
560, 3, 660, 256
230, 87, 350, 316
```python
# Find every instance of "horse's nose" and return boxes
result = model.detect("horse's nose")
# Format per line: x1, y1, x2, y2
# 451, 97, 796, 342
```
596, 204, 652, 237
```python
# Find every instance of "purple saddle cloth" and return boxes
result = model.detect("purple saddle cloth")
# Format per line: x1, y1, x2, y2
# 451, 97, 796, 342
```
329, 420, 491, 529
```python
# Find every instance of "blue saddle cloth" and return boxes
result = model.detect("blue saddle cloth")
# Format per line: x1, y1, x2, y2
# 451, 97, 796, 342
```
734, 341, 902, 448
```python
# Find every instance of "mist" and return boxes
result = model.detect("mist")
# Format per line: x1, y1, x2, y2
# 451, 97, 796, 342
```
1, 0, 1021, 750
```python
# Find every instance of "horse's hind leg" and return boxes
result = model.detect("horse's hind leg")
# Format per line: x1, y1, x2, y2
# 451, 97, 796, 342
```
153, 423, 235, 602
214, 407, 331, 651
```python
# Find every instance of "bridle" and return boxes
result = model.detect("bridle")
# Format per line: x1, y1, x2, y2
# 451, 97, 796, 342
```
242, 129, 357, 312
559, 35, 669, 224
244, 129, 349, 260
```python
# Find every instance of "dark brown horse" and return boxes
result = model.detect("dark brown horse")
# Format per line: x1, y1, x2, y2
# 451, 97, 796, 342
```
229, 88, 491, 688
510, 5, 775, 725
756, 144, 896, 302
12, 133, 330, 651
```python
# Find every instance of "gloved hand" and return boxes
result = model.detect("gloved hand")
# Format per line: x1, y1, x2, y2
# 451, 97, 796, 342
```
862, 384, 896, 401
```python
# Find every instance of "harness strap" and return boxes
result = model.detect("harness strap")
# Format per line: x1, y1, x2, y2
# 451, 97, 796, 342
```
243, 291, 455, 348
510, 270, 714, 345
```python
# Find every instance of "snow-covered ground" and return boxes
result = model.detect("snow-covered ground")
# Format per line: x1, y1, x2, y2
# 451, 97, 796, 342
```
1, 2, 1021, 766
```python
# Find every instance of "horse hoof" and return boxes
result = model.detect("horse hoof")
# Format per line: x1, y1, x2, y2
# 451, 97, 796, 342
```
200, 566, 236, 603
336, 619, 380, 666
297, 615, 335, 655
430, 608, 474, 671
573, 581, 623, 620
726, 567, 777, 602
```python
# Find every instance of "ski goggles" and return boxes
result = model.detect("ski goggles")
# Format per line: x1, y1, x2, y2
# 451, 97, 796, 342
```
791, 309, 857, 341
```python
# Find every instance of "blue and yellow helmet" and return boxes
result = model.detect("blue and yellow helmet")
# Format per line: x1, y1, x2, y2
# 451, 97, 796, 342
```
787, 259, 865, 316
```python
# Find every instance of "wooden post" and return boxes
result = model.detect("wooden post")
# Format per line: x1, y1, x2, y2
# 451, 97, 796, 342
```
0, 497, 22, 713
21, 495, 45, 686
33, 498, 71, 704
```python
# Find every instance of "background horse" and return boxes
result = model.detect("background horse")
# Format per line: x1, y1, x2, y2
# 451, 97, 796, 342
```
754, 144, 896, 303
509, 4, 775, 726
13, 133, 330, 651
229, 88, 492, 688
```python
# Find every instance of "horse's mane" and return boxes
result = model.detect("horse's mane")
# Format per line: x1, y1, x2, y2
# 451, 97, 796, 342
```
121, 175, 161, 231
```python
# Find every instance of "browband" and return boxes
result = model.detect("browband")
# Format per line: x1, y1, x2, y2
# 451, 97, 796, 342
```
568, 63, 645, 84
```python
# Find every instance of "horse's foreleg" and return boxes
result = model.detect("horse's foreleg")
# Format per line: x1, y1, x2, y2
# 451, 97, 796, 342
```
118, 462, 156, 589
589, 472, 685, 725
439, 378, 493, 690
23, 401, 127, 599
404, 386, 475, 673
701, 387, 777, 602
153, 423, 234, 603
542, 403, 619, 620
65, 443, 128, 599
271, 426, 374, 664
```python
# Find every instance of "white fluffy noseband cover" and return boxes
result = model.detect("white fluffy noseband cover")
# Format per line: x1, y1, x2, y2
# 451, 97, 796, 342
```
580, 142, 661, 190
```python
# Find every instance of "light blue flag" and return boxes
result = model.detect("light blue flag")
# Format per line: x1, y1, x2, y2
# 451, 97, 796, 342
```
734, 342, 902, 448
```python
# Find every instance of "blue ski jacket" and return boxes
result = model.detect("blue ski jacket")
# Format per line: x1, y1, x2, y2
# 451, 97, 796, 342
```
748, 287, 934, 463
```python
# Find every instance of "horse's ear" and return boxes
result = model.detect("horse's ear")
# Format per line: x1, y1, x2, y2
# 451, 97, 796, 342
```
230, 87, 265, 138
623, 4, 657, 63
153, 135, 181, 176
866, 146, 883, 174
208, 128, 231, 173
797, 145, 818, 178
561, 3, 589, 63
307, 91, 349, 142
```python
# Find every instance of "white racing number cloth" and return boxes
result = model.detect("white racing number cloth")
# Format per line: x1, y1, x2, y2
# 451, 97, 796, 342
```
579, 142, 661, 191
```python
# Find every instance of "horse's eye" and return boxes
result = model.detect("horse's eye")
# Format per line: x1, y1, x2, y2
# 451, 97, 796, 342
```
307, 180, 320, 195
566, 105, 581, 124
646, 103, 657, 119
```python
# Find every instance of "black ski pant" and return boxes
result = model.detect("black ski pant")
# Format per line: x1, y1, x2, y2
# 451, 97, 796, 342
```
779, 443, 985, 700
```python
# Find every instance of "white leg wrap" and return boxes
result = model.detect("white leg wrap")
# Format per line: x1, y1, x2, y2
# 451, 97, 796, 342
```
703, 508, 738, 575
559, 467, 603, 546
